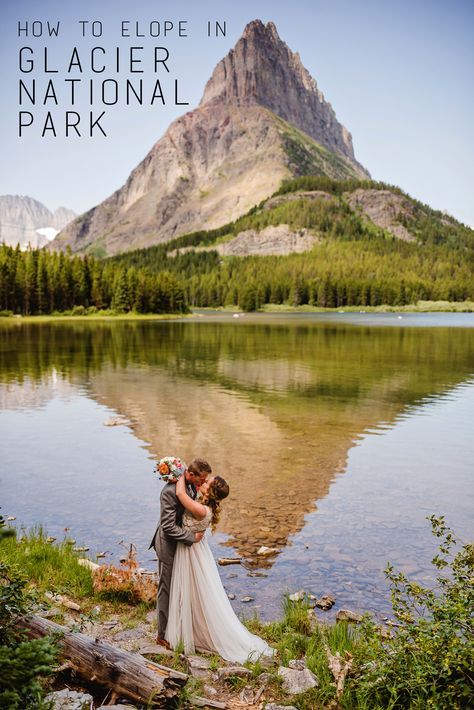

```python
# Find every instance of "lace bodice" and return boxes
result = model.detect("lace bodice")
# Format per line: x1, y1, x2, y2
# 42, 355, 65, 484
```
183, 507, 212, 533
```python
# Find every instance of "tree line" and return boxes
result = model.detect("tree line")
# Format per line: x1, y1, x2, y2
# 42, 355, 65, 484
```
2, 178, 473, 315
110, 178, 474, 310
0, 245, 188, 315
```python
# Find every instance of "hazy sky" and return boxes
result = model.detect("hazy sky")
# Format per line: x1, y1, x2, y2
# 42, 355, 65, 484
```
1, 0, 473, 226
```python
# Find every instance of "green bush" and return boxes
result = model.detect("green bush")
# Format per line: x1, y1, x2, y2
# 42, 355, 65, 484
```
354, 515, 474, 709
0, 516, 57, 709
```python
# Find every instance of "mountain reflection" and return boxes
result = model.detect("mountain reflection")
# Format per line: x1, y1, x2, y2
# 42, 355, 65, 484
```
1, 318, 473, 563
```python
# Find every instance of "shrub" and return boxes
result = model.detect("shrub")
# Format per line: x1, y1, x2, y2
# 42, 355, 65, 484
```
354, 515, 474, 709
0, 515, 57, 709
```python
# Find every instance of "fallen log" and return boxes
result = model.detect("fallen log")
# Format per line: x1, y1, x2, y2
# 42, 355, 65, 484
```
18, 614, 187, 706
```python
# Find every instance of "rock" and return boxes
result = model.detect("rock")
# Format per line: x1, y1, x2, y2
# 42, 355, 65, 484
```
72, 546, 89, 552
187, 655, 212, 679
146, 610, 156, 624
102, 620, 119, 629
45, 689, 93, 710
0, 196, 76, 250
6, 515, 16, 521
265, 705, 299, 710
240, 596, 254, 603
113, 624, 149, 642
139, 644, 173, 657
345, 189, 416, 242
314, 594, 335, 611
38, 606, 61, 618
307, 608, 319, 632
239, 685, 255, 703
257, 672, 273, 684
182, 225, 317, 258
289, 659, 307, 670
288, 590, 305, 602
54, 21, 368, 257
227, 593, 236, 600
278, 665, 318, 695
247, 571, 268, 577
217, 665, 252, 680
203, 684, 218, 697
227, 572, 238, 578
257, 546, 279, 556
336, 609, 363, 623
104, 416, 130, 427
46, 536, 56, 543
77, 558, 99, 571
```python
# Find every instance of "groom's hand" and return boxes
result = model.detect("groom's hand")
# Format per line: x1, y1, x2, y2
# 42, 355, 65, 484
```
194, 532, 204, 542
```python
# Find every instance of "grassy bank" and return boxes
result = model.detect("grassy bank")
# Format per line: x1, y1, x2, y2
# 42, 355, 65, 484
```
1, 301, 473, 322
205, 300, 474, 314
260, 300, 474, 313
1, 520, 472, 709
0, 310, 189, 323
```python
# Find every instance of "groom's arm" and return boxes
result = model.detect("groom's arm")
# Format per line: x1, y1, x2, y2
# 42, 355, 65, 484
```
160, 486, 195, 547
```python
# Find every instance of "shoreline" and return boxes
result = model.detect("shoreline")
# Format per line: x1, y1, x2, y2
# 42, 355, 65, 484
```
1, 299, 474, 322
2, 518, 470, 708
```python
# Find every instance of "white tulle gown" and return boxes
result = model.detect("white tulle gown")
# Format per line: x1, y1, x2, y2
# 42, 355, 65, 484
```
165, 507, 273, 663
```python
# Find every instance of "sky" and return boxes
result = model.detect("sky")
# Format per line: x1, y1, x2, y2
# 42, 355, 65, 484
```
1, 0, 473, 226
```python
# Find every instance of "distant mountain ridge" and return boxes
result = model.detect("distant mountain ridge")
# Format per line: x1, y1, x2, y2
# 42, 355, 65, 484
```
53, 20, 369, 256
0, 195, 76, 249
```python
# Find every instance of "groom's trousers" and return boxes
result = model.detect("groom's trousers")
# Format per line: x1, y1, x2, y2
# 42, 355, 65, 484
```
157, 559, 173, 638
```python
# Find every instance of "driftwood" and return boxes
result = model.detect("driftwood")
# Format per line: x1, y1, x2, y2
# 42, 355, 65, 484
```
18, 614, 187, 706
217, 557, 242, 566
322, 639, 353, 704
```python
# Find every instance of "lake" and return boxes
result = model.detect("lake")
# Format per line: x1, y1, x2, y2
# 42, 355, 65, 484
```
1, 312, 473, 620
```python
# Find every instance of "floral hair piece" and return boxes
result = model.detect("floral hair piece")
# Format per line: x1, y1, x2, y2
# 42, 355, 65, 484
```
156, 456, 187, 483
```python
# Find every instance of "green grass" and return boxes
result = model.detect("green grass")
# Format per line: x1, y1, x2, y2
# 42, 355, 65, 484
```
0, 311, 190, 323
0, 526, 155, 628
2, 522, 470, 709
198, 300, 474, 314
0, 526, 93, 599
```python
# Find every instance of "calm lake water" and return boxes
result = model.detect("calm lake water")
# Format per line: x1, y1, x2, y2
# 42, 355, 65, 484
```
1, 312, 473, 620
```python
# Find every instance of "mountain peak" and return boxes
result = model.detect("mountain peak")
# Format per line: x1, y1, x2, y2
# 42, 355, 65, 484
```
200, 19, 358, 163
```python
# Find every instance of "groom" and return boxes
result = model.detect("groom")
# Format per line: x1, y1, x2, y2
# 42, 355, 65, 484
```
149, 457, 212, 647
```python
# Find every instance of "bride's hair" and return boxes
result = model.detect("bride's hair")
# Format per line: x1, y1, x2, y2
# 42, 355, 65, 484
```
201, 476, 229, 529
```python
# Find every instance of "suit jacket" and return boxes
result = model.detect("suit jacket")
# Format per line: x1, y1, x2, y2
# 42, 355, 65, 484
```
149, 482, 195, 564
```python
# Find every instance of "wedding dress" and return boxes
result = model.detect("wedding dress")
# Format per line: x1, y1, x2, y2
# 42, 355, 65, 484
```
165, 507, 273, 663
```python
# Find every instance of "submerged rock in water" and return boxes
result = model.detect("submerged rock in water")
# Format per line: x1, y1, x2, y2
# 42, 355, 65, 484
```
104, 416, 131, 427
257, 545, 279, 556
314, 594, 335, 610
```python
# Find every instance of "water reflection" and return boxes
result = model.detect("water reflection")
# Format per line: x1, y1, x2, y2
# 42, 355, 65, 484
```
1, 316, 473, 572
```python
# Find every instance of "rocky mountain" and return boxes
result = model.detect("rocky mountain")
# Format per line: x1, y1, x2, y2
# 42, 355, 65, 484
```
0, 195, 76, 249
53, 20, 369, 256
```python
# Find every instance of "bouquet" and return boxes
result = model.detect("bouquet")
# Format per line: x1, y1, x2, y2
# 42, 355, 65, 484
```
155, 456, 187, 483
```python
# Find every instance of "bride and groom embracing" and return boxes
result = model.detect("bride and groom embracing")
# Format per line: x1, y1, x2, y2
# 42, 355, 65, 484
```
149, 457, 272, 664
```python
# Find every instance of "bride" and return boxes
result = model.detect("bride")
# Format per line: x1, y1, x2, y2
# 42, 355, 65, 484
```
165, 473, 273, 663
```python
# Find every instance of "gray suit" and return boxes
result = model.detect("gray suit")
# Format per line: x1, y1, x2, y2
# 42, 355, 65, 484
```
149, 482, 195, 638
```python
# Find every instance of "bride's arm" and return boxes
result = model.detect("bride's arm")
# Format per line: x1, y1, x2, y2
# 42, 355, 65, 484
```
176, 475, 207, 520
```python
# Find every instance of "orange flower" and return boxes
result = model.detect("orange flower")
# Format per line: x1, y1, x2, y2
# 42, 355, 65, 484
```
159, 463, 170, 475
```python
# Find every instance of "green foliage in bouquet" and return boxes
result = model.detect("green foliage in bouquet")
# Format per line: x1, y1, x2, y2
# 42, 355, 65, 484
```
353, 515, 474, 709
